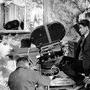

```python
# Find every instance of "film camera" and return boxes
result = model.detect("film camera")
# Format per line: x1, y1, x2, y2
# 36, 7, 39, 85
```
37, 41, 64, 76
30, 22, 65, 76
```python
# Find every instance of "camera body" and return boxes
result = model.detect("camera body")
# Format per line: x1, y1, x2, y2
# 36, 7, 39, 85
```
37, 41, 63, 76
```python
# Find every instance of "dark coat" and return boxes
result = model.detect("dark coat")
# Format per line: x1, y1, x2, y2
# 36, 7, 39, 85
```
8, 67, 50, 90
81, 32, 90, 75
75, 32, 90, 75
56, 32, 90, 83
74, 36, 84, 59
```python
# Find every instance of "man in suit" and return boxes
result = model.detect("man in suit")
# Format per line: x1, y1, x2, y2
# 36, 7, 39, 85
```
56, 19, 90, 88
8, 56, 50, 90
78, 19, 90, 89
78, 19, 90, 76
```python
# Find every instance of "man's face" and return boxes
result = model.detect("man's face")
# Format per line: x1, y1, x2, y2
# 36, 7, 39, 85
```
79, 25, 88, 35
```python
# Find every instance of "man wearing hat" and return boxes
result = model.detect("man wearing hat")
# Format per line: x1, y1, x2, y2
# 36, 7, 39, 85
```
56, 19, 90, 89
77, 19, 90, 76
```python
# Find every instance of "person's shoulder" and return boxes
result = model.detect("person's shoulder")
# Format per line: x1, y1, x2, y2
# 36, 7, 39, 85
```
9, 67, 24, 77
18, 68, 34, 75
27, 68, 36, 73
8, 70, 18, 82
9, 69, 18, 77
27, 68, 41, 75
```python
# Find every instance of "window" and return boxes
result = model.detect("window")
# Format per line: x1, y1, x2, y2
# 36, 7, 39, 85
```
0, 0, 26, 31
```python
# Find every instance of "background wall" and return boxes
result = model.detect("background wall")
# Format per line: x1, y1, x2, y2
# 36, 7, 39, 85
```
26, 0, 90, 41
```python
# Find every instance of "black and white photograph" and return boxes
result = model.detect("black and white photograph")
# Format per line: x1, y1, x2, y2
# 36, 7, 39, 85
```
0, 0, 90, 90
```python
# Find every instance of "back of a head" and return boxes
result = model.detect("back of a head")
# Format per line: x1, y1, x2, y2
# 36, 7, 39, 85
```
16, 56, 29, 65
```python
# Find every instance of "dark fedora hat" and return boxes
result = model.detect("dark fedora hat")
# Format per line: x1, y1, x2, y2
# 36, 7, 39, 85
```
79, 19, 90, 27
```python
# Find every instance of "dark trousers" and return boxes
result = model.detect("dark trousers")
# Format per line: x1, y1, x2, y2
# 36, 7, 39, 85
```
57, 56, 85, 84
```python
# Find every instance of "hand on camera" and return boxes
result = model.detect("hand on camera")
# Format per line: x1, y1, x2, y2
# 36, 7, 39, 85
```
83, 76, 90, 87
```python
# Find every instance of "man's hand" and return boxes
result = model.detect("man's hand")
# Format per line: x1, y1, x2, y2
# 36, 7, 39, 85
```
54, 56, 64, 66
83, 76, 90, 87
